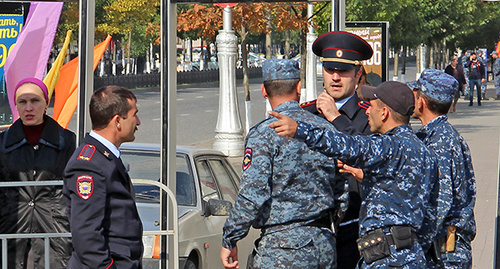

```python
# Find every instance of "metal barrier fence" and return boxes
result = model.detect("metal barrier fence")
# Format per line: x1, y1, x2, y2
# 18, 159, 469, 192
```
94, 67, 263, 89
0, 179, 178, 269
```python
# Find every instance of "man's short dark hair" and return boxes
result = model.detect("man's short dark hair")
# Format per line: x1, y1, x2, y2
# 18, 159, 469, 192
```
263, 79, 300, 98
90, 85, 137, 130
415, 89, 451, 115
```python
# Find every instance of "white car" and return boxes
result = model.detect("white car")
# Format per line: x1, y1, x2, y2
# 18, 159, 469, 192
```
120, 143, 258, 269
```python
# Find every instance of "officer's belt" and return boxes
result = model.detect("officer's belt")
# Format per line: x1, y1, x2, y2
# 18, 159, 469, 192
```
262, 213, 334, 234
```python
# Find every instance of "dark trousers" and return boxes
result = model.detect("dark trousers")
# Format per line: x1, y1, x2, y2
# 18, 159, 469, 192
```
469, 79, 482, 105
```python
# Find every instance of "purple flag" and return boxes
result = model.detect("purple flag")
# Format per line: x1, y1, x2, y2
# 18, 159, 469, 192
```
4, 1, 63, 121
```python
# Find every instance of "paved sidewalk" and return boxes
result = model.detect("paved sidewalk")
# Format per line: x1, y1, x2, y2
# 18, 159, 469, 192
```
194, 80, 500, 268
450, 82, 499, 268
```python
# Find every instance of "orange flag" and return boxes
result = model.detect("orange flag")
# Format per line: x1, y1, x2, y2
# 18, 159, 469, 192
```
53, 35, 112, 128
496, 41, 500, 56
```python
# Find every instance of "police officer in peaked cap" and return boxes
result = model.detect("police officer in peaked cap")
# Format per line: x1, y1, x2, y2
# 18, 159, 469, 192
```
301, 31, 373, 269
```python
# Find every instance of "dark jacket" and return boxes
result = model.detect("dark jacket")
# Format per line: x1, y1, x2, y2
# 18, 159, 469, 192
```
0, 115, 76, 268
302, 93, 371, 269
444, 64, 467, 86
64, 134, 143, 269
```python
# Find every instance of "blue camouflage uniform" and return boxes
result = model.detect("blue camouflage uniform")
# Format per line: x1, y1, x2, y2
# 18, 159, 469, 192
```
222, 101, 347, 269
293, 121, 439, 268
408, 69, 476, 268
416, 116, 476, 268
493, 55, 500, 96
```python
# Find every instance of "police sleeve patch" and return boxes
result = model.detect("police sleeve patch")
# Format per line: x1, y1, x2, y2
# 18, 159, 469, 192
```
77, 175, 94, 200
77, 144, 96, 161
242, 148, 252, 171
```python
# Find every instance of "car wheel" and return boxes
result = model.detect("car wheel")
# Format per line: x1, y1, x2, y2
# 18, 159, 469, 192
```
183, 259, 197, 269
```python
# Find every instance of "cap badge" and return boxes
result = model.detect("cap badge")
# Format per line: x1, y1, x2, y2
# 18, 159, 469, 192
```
336, 50, 343, 58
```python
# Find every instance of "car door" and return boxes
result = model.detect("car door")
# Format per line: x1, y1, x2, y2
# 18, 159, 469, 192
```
195, 156, 240, 269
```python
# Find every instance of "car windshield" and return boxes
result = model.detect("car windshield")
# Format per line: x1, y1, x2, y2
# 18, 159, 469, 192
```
121, 150, 196, 206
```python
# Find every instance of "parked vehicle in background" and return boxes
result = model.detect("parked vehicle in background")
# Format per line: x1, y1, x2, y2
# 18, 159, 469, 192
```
120, 143, 258, 269
237, 52, 264, 68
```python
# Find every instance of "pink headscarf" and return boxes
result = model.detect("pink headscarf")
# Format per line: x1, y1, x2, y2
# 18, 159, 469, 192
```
14, 78, 49, 105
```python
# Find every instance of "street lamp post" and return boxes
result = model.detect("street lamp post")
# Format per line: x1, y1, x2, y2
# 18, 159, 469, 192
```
213, 4, 245, 157
303, 4, 317, 103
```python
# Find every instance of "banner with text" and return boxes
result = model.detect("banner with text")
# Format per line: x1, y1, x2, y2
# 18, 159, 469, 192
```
346, 22, 389, 86
0, 14, 23, 125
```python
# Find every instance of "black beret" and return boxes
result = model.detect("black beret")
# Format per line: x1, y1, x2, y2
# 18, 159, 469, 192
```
312, 31, 373, 70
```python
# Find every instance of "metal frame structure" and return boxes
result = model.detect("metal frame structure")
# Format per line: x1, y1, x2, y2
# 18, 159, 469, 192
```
0, 179, 178, 269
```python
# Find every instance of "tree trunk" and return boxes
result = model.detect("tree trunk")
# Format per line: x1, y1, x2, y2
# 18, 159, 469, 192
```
127, 30, 132, 74
300, 28, 307, 86
393, 50, 399, 81
284, 30, 290, 59
265, 9, 272, 59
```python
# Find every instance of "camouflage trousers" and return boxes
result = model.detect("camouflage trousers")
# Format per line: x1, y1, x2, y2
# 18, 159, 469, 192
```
253, 226, 336, 269
495, 78, 500, 95
356, 243, 426, 269
426, 235, 472, 269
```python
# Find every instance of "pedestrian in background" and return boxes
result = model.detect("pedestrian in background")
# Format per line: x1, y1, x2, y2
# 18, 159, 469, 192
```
269, 80, 439, 268
477, 51, 487, 100
492, 51, 500, 100
300, 31, 373, 269
221, 59, 345, 269
64, 85, 143, 268
409, 69, 476, 268
464, 52, 486, 106
0, 78, 75, 268
444, 57, 467, 112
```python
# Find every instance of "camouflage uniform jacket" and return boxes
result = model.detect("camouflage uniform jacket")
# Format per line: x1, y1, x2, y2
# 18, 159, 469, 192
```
222, 101, 347, 249
415, 115, 476, 243
494, 58, 500, 77
294, 122, 439, 236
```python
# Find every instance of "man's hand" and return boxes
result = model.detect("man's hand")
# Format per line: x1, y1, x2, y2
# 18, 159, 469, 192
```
337, 160, 364, 182
221, 246, 239, 269
316, 92, 341, 122
481, 78, 485, 83
268, 111, 298, 137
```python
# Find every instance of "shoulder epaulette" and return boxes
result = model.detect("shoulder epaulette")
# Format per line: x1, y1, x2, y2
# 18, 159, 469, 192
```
77, 144, 96, 161
300, 99, 317, 108
358, 100, 370, 110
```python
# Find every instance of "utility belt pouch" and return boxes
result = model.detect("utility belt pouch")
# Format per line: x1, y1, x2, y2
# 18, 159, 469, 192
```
356, 229, 390, 264
390, 225, 413, 250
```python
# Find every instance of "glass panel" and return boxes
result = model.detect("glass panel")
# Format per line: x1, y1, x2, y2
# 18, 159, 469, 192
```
196, 159, 219, 202
209, 159, 238, 204
121, 150, 196, 206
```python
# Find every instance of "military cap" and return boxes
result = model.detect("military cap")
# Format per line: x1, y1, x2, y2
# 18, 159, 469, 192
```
262, 59, 300, 82
407, 68, 458, 103
360, 81, 414, 116
491, 51, 498, 56
312, 31, 373, 70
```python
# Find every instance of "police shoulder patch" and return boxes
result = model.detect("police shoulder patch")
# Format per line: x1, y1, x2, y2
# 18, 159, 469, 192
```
77, 144, 96, 161
77, 175, 94, 200
300, 99, 317, 108
242, 148, 252, 171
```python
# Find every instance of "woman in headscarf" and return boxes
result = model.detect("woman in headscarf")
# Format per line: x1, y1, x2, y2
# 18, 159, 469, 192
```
0, 78, 75, 268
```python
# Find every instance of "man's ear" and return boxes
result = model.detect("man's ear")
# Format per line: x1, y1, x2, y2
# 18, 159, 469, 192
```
381, 106, 390, 122
261, 84, 268, 99
112, 114, 121, 130
296, 80, 302, 97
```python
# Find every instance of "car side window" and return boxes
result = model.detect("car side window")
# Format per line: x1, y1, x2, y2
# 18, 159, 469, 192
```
196, 160, 220, 202
208, 159, 238, 204
176, 155, 196, 206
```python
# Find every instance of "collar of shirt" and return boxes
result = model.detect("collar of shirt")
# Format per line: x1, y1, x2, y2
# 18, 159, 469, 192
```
89, 130, 121, 158
273, 100, 301, 113
415, 115, 448, 139
335, 93, 355, 110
